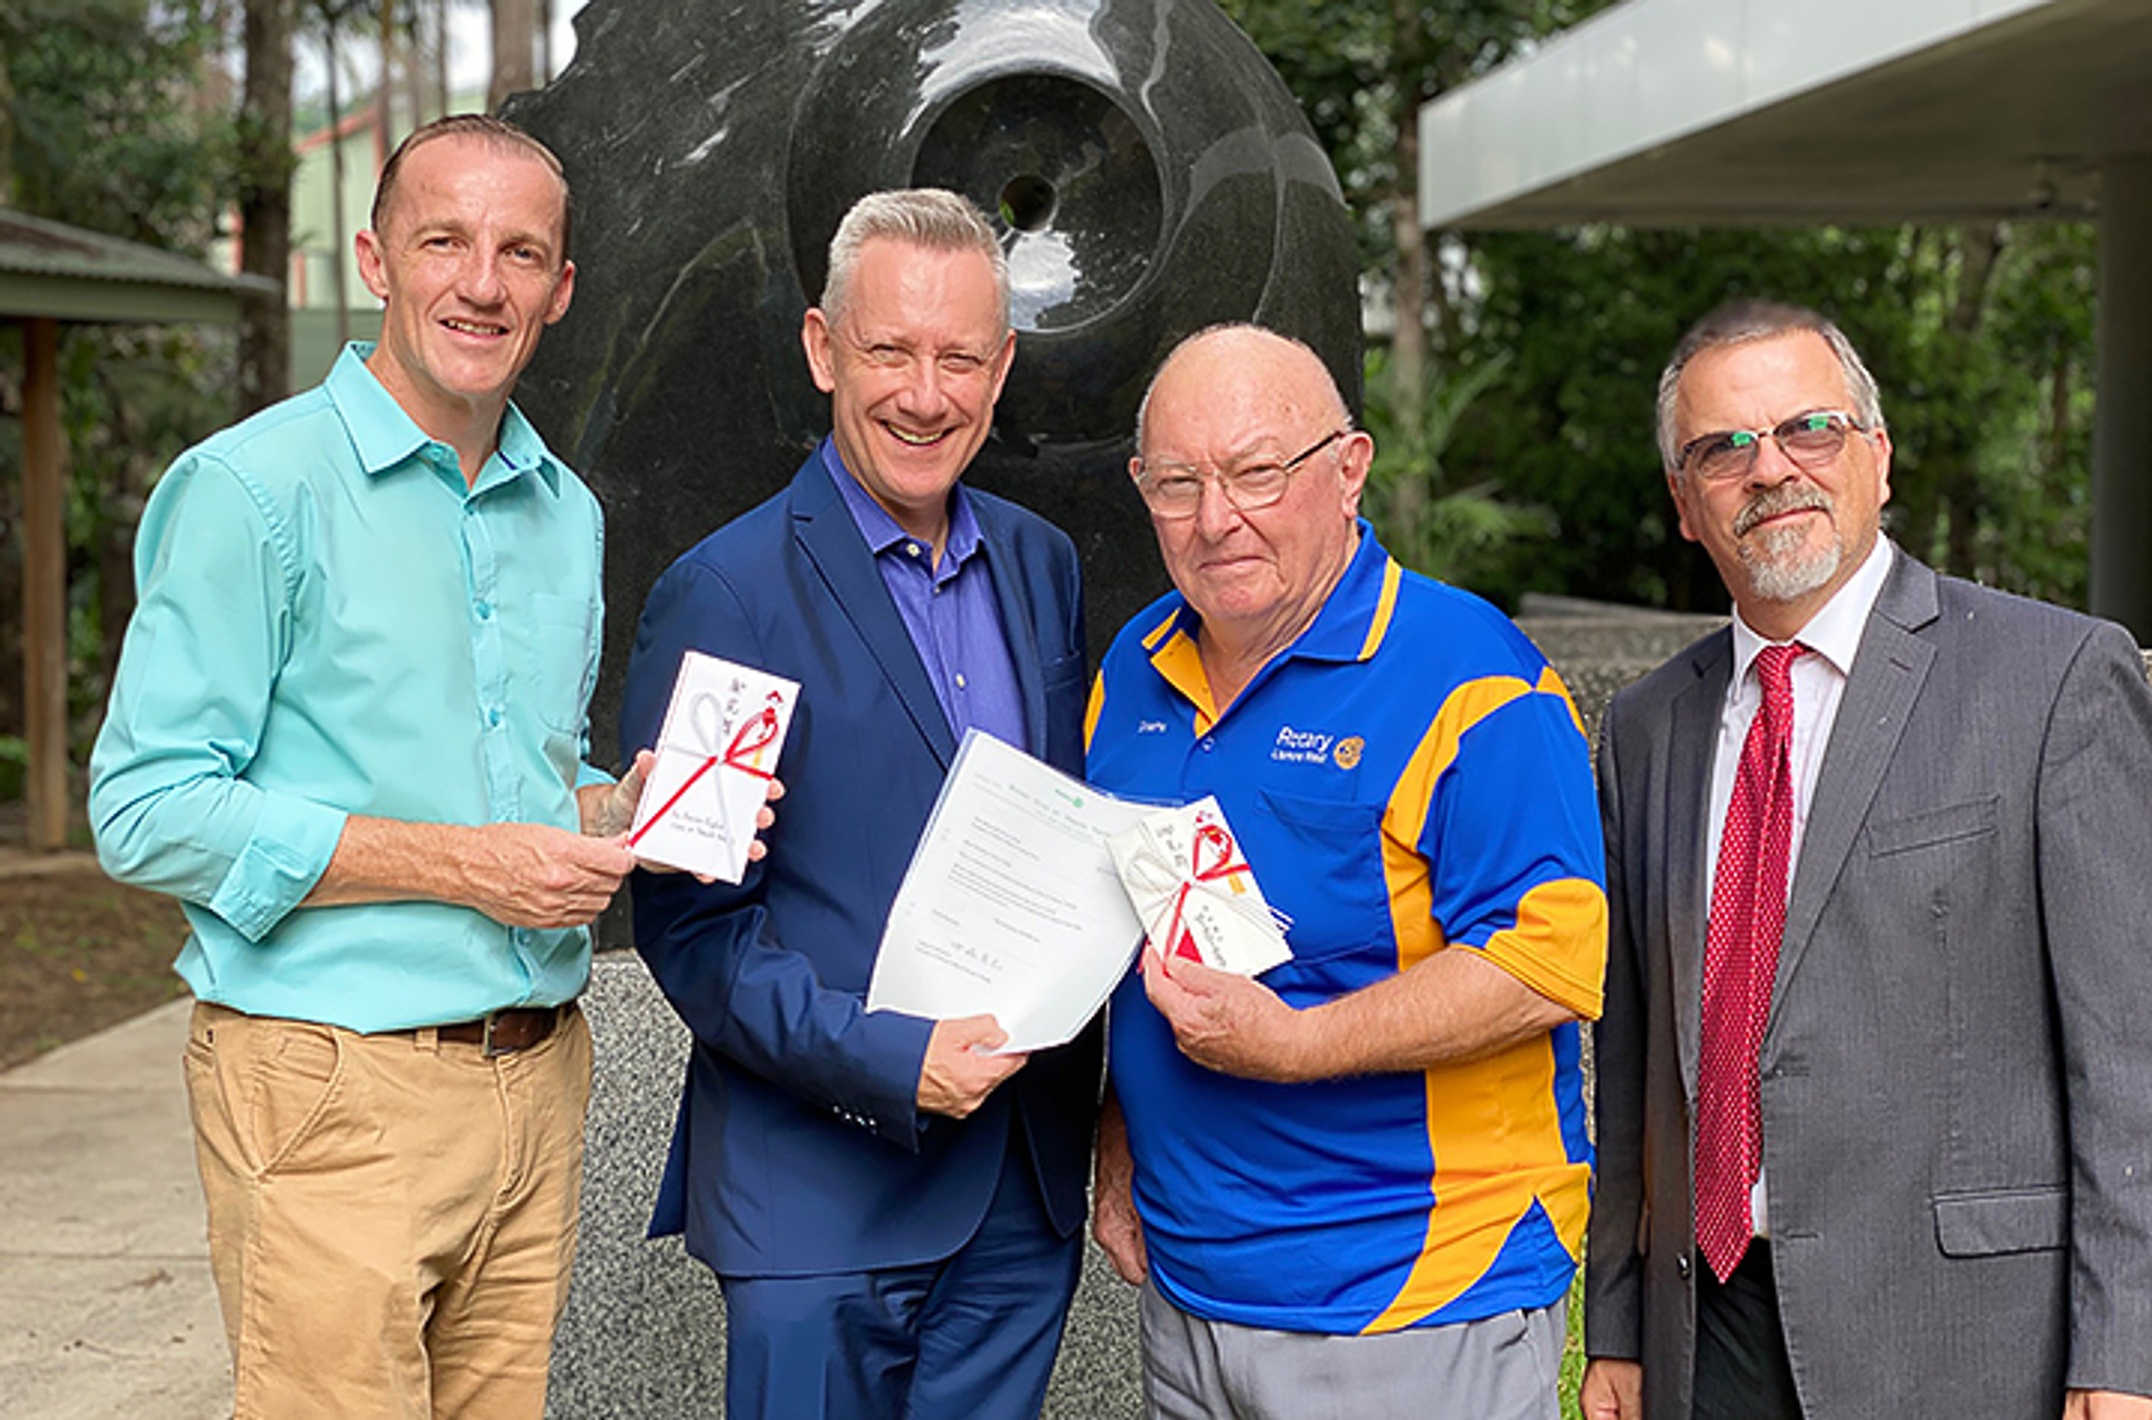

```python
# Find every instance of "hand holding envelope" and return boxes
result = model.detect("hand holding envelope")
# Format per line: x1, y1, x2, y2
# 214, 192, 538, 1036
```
1107, 797, 1292, 976
626, 651, 800, 884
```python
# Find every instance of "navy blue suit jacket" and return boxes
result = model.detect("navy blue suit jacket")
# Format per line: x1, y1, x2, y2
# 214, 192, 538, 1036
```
621, 449, 1099, 1276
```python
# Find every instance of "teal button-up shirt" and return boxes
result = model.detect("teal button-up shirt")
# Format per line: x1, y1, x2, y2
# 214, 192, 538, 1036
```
90, 344, 607, 1032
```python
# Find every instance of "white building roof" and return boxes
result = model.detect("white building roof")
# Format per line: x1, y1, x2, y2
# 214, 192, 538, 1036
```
1419, 0, 2152, 229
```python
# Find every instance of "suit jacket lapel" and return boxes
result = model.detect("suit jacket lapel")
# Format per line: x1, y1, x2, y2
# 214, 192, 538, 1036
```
971, 497, 1050, 759
790, 456, 958, 767
1670, 631, 1731, 1105
1771, 549, 1938, 1022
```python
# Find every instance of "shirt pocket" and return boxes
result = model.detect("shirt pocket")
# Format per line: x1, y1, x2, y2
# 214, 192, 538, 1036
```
1248, 788, 1391, 985
519, 592, 597, 735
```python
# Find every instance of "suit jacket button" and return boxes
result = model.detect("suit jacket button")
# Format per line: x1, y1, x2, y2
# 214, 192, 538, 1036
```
1676, 1254, 1692, 1280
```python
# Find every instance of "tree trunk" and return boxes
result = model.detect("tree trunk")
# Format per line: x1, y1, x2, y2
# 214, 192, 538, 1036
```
238, 0, 297, 415
1940, 221, 2005, 577
434, 0, 451, 117
488, 0, 537, 113
407, 0, 432, 129
380, 0, 401, 147
325, 24, 351, 349
1385, 0, 1430, 432
0, 37, 15, 202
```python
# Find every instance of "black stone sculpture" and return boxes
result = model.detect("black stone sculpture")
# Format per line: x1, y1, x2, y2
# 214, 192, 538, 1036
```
506, 0, 1362, 772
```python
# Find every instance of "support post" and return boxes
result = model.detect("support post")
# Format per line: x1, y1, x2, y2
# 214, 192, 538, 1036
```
20, 315, 69, 851
2091, 157, 2152, 642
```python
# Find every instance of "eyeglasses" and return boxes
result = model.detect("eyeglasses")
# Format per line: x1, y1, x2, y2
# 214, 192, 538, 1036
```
1134, 429, 1348, 519
1678, 410, 1871, 482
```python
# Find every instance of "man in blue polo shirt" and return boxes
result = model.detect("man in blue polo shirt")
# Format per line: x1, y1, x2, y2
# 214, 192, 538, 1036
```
1087, 324, 1607, 1417
90, 116, 645, 1418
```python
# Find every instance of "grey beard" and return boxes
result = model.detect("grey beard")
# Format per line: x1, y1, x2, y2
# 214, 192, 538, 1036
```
1735, 485, 1842, 602
1741, 517, 1843, 601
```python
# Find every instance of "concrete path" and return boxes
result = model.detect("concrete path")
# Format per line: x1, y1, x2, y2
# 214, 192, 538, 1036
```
0, 999, 230, 1420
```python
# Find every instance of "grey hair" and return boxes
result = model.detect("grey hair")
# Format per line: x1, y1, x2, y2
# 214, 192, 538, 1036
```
1134, 322, 1349, 452
1656, 299, 1886, 470
820, 189, 1010, 331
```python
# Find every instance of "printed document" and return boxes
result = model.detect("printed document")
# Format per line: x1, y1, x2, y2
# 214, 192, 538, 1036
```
868, 731, 1151, 1052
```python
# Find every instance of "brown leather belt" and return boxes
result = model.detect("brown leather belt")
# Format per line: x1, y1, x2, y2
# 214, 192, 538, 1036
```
433, 1005, 566, 1057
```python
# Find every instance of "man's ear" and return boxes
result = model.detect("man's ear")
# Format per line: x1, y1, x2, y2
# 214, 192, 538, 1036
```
355, 228, 390, 303
543, 259, 576, 326
1338, 430, 1374, 518
801, 308, 839, 396
986, 327, 1018, 405
1667, 467, 1701, 544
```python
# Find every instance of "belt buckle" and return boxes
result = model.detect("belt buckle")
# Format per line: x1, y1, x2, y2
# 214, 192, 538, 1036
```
481, 1012, 508, 1059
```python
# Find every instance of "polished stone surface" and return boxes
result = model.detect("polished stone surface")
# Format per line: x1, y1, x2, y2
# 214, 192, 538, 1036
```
513, 4, 1356, 1406
505, 0, 1363, 775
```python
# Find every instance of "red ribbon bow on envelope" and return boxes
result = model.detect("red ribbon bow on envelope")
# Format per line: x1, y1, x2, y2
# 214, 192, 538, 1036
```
1157, 820, 1250, 962
627, 691, 783, 848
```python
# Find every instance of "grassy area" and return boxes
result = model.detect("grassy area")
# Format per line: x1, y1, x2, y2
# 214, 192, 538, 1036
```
1563, 1272, 1587, 1410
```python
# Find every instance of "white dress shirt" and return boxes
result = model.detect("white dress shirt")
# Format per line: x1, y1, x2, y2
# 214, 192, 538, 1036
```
1705, 534, 1894, 1237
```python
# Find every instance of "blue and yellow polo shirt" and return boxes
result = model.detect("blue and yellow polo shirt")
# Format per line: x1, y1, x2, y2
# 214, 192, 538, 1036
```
1085, 526, 1606, 1334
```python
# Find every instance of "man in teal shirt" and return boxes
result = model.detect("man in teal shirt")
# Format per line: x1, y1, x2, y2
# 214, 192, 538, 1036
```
90, 115, 635, 1419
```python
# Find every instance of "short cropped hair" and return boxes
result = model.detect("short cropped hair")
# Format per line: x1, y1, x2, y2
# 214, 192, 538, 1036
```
821, 189, 1009, 331
1656, 299, 1885, 469
370, 114, 573, 262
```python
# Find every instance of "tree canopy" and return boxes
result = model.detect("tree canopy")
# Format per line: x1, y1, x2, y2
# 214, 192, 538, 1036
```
1225, 1, 2101, 615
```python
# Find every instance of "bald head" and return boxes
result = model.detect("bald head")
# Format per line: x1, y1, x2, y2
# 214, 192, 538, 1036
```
1137, 324, 1349, 457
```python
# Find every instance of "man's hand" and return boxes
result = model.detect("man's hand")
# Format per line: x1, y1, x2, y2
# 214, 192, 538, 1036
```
601, 751, 786, 879
2066, 1391, 2152, 1419
578, 751, 651, 838
1579, 1359, 1643, 1420
916, 1014, 1026, 1118
1092, 1093, 1147, 1285
1142, 949, 1310, 1082
456, 822, 637, 928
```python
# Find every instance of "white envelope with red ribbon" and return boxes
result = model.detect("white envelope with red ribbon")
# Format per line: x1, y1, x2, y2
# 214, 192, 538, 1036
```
1107, 797, 1292, 977
626, 650, 799, 884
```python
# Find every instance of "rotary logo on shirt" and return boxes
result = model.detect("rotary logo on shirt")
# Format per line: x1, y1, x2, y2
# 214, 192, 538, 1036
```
1271, 724, 1358, 767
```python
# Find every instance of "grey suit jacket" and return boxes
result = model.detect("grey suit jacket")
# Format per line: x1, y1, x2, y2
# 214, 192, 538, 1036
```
1586, 545, 2152, 1417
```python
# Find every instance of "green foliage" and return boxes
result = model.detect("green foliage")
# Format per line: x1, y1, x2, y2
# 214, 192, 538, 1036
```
1362, 348, 1558, 590
1218, 0, 1616, 269
1226, 3, 2101, 614
1447, 222, 2098, 610
1, 0, 234, 251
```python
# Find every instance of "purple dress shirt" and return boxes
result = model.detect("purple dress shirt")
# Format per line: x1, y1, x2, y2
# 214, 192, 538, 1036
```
824, 440, 1028, 750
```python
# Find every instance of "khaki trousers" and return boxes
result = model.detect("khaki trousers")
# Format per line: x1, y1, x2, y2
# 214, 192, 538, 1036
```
183, 1000, 592, 1420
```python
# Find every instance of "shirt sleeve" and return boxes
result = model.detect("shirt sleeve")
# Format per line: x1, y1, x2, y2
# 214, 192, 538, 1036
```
88, 454, 347, 942
1418, 673, 1608, 1019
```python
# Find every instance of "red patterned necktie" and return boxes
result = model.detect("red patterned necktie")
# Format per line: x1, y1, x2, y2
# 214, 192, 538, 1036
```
1696, 641, 1805, 1282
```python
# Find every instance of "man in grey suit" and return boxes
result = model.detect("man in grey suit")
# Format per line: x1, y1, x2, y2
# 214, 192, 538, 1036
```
1582, 299, 2152, 1420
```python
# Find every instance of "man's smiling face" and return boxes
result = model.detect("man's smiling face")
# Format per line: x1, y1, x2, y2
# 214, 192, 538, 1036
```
800, 237, 1014, 545
355, 132, 573, 438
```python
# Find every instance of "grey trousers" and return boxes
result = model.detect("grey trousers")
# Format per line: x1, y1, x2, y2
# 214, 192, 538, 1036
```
1139, 1280, 1565, 1420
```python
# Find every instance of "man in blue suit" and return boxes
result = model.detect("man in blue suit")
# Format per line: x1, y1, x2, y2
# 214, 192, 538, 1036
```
621, 189, 1096, 1420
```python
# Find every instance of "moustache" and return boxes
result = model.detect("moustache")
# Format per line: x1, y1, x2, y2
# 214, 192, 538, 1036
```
1734, 484, 1833, 537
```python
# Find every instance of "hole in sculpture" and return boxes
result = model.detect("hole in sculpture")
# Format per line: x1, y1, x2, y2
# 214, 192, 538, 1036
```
999, 174, 1058, 233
